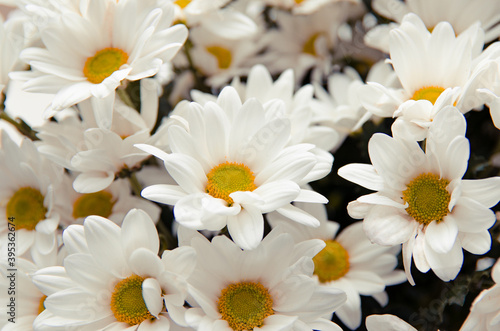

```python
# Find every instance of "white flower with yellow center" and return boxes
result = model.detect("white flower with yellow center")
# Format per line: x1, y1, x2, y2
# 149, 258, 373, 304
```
137, 86, 331, 250
338, 108, 500, 284
31, 209, 197, 330
35, 79, 169, 193
461, 258, 500, 331
359, 13, 500, 141
55, 175, 161, 228
366, 0, 500, 53
178, 226, 346, 330
260, 2, 364, 84
268, 203, 406, 330
0, 131, 64, 258
11, 0, 187, 128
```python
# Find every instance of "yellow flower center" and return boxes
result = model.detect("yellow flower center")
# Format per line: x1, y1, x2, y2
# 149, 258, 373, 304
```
6, 187, 47, 231
174, 0, 191, 8
110, 275, 154, 325
72, 191, 116, 219
295, 0, 305, 4
206, 46, 232, 69
83, 47, 129, 84
402, 172, 451, 225
218, 281, 274, 331
38, 295, 47, 315
206, 161, 257, 206
411, 86, 445, 104
303, 33, 320, 56
313, 240, 350, 283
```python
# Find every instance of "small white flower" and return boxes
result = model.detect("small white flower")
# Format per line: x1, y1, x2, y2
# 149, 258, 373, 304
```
178, 226, 347, 330
461, 258, 500, 331
11, 0, 187, 128
338, 108, 500, 284
32, 209, 197, 330
0, 131, 64, 257
137, 86, 331, 250
268, 202, 406, 330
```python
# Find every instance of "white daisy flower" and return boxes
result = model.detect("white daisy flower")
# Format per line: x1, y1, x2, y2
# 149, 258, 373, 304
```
359, 13, 500, 140
366, 0, 500, 53
312, 60, 399, 151
268, 202, 406, 330
170, 0, 257, 40
137, 86, 331, 250
338, 108, 500, 284
265, 0, 364, 15
11, 0, 188, 128
35, 79, 169, 193
184, 26, 264, 88
461, 258, 500, 331
178, 226, 347, 330
0, 131, 64, 258
55, 175, 161, 228
192, 63, 338, 151
31, 209, 197, 330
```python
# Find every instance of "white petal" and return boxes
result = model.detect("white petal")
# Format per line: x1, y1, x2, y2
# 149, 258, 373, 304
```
338, 163, 385, 191
424, 238, 463, 282
366, 314, 417, 331
72, 171, 115, 193
461, 177, 500, 208
449, 197, 496, 233
251, 180, 300, 213
275, 204, 320, 227
141, 184, 187, 205
121, 209, 159, 257
459, 231, 492, 255
363, 205, 417, 245
227, 206, 264, 250
142, 278, 163, 318
425, 218, 458, 254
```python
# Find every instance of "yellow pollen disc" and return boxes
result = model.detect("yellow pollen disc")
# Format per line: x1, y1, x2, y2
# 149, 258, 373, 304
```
313, 240, 350, 283
206, 46, 232, 69
72, 191, 115, 219
295, 0, 305, 3
38, 295, 47, 315
6, 187, 47, 231
411, 86, 445, 104
206, 161, 257, 206
174, 0, 191, 8
83, 47, 129, 84
218, 281, 274, 331
402, 172, 451, 225
110, 275, 154, 325
303, 33, 320, 56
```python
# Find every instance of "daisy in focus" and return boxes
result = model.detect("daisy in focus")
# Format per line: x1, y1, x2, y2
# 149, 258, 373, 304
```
0, 131, 64, 259
461, 258, 500, 331
268, 202, 406, 330
32, 209, 197, 330
137, 86, 331, 250
11, 0, 188, 128
359, 13, 500, 141
338, 108, 500, 284
178, 226, 347, 330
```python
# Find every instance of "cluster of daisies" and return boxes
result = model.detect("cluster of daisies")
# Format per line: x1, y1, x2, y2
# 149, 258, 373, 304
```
0, 0, 499, 330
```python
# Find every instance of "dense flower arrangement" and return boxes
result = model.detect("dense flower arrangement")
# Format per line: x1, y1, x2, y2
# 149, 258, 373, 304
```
0, 0, 499, 330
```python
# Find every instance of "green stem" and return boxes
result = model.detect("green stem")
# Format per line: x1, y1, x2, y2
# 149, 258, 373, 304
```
182, 39, 207, 91
128, 172, 142, 197
0, 110, 39, 141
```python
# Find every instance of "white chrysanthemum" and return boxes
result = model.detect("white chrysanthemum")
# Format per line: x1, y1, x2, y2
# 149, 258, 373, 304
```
359, 13, 500, 141
11, 0, 187, 128
170, 0, 257, 39
192, 64, 338, 151
137, 86, 331, 250
35, 79, 170, 193
55, 175, 161, 228
183, 26, 264, 88
461, 258, 500, 331
178, 226, 346, 330
366, 0, 500, 52
32, 209, 197, 330
268, 203, 406, 330
0, 131, 64, 258
365, 314, 417, 331
312, 61, 399, 151
338, 108, 500, 284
